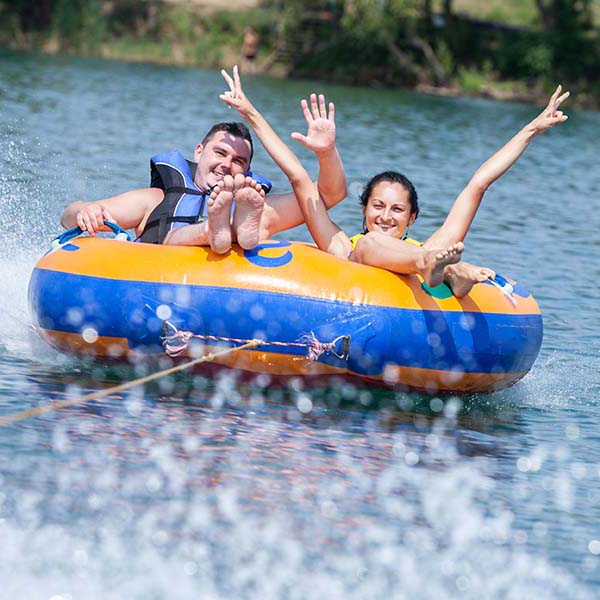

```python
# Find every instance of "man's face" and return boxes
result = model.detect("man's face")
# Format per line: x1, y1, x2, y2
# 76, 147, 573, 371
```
193, 131, 252, 191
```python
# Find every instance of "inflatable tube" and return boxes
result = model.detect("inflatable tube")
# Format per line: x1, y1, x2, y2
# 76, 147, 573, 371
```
28, 235, 542, 394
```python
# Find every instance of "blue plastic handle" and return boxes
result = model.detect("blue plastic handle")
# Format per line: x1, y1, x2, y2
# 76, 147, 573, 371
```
492, 273, 510, 288
53, 220, 132, 245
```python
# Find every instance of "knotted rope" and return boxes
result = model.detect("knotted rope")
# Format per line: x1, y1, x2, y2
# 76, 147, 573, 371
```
163, 328, 349, 361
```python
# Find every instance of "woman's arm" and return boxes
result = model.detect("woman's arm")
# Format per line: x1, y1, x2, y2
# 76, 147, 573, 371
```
220, 67, 351, 257
425, 85, 570, 249
291, 94, 347, 207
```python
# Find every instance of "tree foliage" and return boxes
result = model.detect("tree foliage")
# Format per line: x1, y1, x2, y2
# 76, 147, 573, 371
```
0, 0, 597, 95
275, 0, 598, 88
534, 0, 597, 79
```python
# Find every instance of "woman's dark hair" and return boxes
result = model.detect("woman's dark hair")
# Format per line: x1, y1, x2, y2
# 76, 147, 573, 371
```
360, 171, 419, 233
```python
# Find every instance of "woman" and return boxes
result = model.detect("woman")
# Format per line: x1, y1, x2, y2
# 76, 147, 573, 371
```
218, 67, 569, 296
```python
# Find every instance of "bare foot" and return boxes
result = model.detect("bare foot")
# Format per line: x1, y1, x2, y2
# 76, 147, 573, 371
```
232, 174, 266, 250
418, 242, 464, 287
207, 175, 234, 254
444, 261, 495, 298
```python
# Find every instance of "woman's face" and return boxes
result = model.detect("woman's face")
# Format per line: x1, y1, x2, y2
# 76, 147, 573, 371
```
363, 181, 416, 238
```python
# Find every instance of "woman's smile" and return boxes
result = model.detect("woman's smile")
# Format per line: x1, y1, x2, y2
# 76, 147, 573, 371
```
364, 181, 416, 238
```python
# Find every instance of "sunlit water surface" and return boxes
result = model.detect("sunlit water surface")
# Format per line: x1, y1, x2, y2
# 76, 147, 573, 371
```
1, 51, 599, 599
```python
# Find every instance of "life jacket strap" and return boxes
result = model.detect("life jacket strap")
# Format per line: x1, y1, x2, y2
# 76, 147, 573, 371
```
165, 186, 205, 196
144, 214, 205, 242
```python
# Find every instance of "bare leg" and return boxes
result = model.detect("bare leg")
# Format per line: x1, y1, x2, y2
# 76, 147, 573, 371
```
351, 232, 464, 287
232, 174, 266, 250
207, 175, 234, 254
163, 221, 210, 246
444, 262, 495, 298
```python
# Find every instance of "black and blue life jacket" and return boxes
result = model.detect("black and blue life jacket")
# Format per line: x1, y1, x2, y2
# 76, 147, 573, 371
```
137, 149, 272, 244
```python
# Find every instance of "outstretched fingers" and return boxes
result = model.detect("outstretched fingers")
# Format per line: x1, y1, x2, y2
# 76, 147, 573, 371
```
327, 100, 335, 122
555, 90, 570, 112
315, 93, 333, 120
533, 84, 570, 131
233, 64, 242, 93
290, 131, 308, 146
300, 98, 312, 123
220, 65, 243, 98
300, 93, 335, 121
221, 69, 235, 93
293, 92, 337, 152
310, 93, 320, 120
547, 84, 570, 116
293, 98, 315, 146
219, 65, 254, 117
219, 68, 235, 108
318, 94, 327, 118
549, 84, 562, 104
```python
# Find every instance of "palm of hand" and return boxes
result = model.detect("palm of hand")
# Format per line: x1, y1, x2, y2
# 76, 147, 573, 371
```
305, 118, 335, 152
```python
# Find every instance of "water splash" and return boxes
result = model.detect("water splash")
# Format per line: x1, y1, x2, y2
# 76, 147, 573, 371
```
0, 391, 593, 599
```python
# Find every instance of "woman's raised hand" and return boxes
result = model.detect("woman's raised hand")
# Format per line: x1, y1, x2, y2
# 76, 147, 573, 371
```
220, 65, 254, 118
531, 85, 570, 134
291, 93, 336, 155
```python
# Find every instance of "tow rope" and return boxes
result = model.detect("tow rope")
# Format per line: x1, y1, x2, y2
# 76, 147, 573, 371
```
0, 339, 261, 427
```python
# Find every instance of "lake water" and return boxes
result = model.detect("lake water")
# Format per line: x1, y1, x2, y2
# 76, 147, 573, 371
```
1, 50, 599, 599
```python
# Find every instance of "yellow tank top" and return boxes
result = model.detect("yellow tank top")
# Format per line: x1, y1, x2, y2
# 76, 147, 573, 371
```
349, 233, 423, 251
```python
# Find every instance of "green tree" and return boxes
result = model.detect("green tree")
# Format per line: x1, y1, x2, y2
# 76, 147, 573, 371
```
52, 0, 106, 51
341, 0, 448, 84
534, 0, 597, 79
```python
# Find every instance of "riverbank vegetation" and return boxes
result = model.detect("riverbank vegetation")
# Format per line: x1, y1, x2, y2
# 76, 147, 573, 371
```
1, 0, 598, 107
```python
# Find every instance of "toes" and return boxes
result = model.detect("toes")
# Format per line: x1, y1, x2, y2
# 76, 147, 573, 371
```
233, 173, 245, 190
222, 175, 234, 191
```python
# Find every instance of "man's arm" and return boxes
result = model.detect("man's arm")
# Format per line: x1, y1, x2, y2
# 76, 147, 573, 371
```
60, 188, 164, 235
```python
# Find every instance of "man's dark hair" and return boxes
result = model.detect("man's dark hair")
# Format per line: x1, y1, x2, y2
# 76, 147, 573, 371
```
201, 122, 254, 164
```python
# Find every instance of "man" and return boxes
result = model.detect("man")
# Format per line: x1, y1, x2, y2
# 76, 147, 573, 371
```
60, 91, 346, 253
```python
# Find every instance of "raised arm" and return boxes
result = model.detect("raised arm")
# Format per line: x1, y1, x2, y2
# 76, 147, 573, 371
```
291, 94, 347, 207
220, 67, 311, 195
220, 67, 351, 257
426, 85, 570, 248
